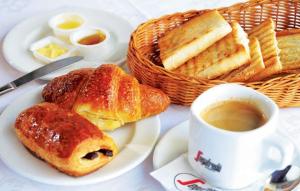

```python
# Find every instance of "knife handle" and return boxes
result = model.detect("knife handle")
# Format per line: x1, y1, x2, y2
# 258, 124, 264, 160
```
0, 83, 16, 96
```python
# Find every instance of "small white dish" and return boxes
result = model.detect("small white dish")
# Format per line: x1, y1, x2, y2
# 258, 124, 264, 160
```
2, 8, 133, 80
0, 85, 160, 186
30, 36, 76, 63
153, 121, 300, 190
70, 27, 113, 61
48, 12, 86, 42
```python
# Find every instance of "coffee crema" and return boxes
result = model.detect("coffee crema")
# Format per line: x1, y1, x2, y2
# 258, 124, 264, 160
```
200, 100, 267, 132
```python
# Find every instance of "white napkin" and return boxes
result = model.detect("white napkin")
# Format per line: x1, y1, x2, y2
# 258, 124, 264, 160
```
151, 154, 221, 191
150, 153, 272, 191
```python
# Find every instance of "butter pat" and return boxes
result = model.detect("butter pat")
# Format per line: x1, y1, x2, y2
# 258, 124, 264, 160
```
30, 36, 75, 63
37, 43, 68, 58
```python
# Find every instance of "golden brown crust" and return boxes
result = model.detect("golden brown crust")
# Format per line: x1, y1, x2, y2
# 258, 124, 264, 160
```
15, 102, 103, 158
43, 64, 170, 131
15, 102, 118, 176
74, 65, 123, 112
140, 84, 170, 117
73, 64, 170, 131
222, 37, 265, 82
117, 75, 141, 122
73, 65, 137, 130
277, 28, 300, 37
247, 18, 281, 80
42, 69, 93, 110
248, 57, 281, 81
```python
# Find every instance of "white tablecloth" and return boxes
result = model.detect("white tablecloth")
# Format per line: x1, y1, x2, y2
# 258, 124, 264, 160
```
1, 0, 300, 190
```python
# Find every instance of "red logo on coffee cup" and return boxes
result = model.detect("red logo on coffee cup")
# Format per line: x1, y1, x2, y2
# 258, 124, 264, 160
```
194, 150, 222, 173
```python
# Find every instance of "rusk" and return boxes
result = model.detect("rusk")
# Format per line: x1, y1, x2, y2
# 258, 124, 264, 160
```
174, 21, 250, 79
223, 37, 265, 82
248, 18, 281, 80
158, 10, 232, 70
277, 29, 300, 71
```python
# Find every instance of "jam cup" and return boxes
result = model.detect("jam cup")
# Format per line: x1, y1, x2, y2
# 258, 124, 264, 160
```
70, 27, 113, 61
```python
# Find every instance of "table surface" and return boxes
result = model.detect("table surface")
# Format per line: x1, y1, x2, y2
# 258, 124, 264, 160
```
1, 0, 300, 191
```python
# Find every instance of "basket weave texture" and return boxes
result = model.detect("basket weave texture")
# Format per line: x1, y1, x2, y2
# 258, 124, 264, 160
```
127, 0, 300, 107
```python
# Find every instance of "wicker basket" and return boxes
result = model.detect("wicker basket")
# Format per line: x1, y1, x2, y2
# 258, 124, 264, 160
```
127, 0, 300, 107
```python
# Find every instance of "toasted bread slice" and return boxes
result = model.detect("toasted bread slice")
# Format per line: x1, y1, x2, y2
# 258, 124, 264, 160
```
277, 29, 300, 71
249, 57, 281, 81
158, 10, 232, 70
223, 37, 265, 82
174, 21, 250, 79
247, 18, 281, 81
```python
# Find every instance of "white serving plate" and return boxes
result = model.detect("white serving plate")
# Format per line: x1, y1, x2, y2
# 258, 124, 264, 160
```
2, 7, 133, 80
0, 85, 160, 186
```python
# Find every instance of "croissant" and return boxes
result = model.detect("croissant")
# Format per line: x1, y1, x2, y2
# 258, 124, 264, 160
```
42, 68, 94, 110
15, 102, 118, 176
42, 64, 170, 131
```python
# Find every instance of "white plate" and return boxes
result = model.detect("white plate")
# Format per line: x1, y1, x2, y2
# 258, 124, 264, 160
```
0, 86, 160, 186
153, 121, 300, 190
2, 7, 133, 80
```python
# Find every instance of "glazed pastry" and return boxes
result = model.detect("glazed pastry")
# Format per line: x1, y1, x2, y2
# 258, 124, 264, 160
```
42, 64, 170, 131
15, 102, 118, 177
42, 68, 93, 110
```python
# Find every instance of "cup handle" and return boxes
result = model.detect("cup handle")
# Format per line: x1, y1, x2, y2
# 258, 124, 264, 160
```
261, 132, 295, 172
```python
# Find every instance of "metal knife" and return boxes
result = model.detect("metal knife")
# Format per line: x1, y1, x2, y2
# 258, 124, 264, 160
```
0, 56, 83, 96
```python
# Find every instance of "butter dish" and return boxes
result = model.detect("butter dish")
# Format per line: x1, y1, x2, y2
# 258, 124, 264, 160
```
30, 36, 76, 63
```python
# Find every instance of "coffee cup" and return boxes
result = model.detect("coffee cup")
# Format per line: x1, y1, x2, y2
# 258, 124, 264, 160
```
188, 84, 295, 189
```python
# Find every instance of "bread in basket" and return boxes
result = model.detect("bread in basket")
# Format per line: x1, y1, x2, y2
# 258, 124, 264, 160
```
127, 0, 300, 107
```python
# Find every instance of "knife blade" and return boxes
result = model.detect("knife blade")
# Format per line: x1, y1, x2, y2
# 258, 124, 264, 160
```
0, 56, 83, 96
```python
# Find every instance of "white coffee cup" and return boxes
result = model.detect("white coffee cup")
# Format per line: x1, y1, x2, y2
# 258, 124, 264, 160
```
188, 84, 295, 189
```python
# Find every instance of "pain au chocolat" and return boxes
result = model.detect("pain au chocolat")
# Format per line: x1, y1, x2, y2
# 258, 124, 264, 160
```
42, 64, 170, 131
15, 102, 118, 176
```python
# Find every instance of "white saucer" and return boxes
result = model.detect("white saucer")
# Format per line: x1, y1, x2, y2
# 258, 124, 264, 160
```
153, 121, 300, 190
153, 121, 189, 170
0, 85, 160, 186
2, 7, 133, 80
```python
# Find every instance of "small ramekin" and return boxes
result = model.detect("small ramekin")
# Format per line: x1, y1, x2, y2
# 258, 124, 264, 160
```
48, 12, 86, 42
70, 27, 113, 61
30, 36, 76, 63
